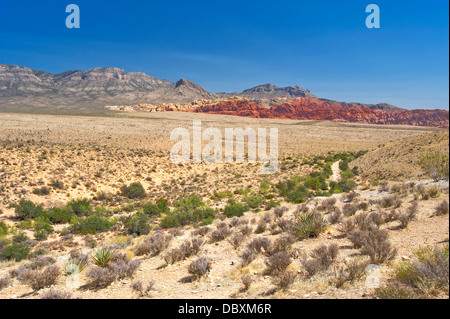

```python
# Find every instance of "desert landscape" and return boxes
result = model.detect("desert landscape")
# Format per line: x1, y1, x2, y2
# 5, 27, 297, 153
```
0, 107, 448, 299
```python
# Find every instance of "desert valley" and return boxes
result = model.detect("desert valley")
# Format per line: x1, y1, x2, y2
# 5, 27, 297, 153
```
0, 64, 448, 300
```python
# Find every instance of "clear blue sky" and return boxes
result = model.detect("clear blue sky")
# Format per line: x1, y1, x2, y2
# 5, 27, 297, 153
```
0, 0, 448, 109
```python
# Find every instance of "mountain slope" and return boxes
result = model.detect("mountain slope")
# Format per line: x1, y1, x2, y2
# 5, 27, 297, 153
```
0, 64, 214, 111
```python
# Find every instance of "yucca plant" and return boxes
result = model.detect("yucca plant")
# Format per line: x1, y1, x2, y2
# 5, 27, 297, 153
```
92, 248, 112, 268
294, 212, 327, 239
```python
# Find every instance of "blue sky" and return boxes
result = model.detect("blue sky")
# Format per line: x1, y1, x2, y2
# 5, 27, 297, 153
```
0, 0, 448, 110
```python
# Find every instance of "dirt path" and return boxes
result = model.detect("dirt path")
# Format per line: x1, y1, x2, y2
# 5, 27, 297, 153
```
331, 161, 341, 182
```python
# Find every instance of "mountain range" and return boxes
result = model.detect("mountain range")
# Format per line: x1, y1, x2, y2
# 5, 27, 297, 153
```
0, 64, 448, 127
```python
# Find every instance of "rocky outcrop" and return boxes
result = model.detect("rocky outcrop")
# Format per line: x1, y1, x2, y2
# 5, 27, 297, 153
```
191, 97, 449, 128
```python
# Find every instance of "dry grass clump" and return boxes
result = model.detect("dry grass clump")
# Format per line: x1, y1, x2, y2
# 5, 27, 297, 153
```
188, 257, 212, 279
135, 231, 173, 256
191, 226, 210, 237
379, 195, 403, 209
228, 232, 246, 249
240, 249, 259, 267
414, 185, 442, 200
254, 220, 268, 234
247, 237, 273, 255
343, 191, 360, 203
337, 217, 356, 235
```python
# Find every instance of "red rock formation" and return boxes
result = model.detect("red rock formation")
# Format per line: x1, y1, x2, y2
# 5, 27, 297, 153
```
192, 98, 449, 128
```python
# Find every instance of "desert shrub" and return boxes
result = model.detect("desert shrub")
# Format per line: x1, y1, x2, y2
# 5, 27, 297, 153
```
46, 207, 74, 224
32, 186, 51, 196
135, 231, 173, 256
132, 279, 155, 297
247, 237, 273, 255
265, 251, 292, 274
0, 275, 10, 290
240, 249, 258, 266
85, 266, 116, 288
19, 265, 61, 290
379, 195, 402, 209
67, 199, 92, 217
434, 200, 449, 216
276, 218, 294, 233
224, 199, 249, 218
188, 257, 211, 278
293, 212, 327, 239
239, 225, 253, 237
419, 151, 449, 181
64, 251, 89, 276
358, 201, 370, 211
161, 195, 215, 228
254, 220, 267, 234
273, 206, 289, 218
92, 248, 113, 267
241, 274, 253, 291
244, 194, 265, 209
191, 226, 210, 237
348, 227, 397, 264
394, 245, 449, 296
334, 258, 369, 288
120, 182, 147, 199
327, 208, 342, 225
143, 198, 170, 216
265, 200, 280, 211
0, 222, 8, 237
318, 197, 336, 212
393, 207, 417, 229
40, 289, 73, 299
15, 200, 45, 220
228, 232, 246, 249
342, 204, 358, 217
70, 214, 114, 234
209, 224, 232, 243
272, 270, 297, 291
86, 253, 140, 288
302, 244, 339, 276
122, 213, 150, 236
344, 191, 360, 203
271, 235, 296, 254
0, 243, 30, 261
164, 238, 204, 264
49, 179, 65, 190
108, 253, 141, 280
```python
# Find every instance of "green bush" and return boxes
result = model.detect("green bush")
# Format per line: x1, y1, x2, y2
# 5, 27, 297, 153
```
224, 199, 249, 218
244, 194, 265, 209
294, 212, 327, 239
161, 207, 215, 229
46, 207, 74, 224
143, 198, 170, 216
15, 200, 45, 220
122, 213, 151, 236
419, 151, 449, 181
120, 182, 147, 199
70, 214, 114, 234
0, 222, 7, 237
67, 199, 92, 217
0, 243, 30, 261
